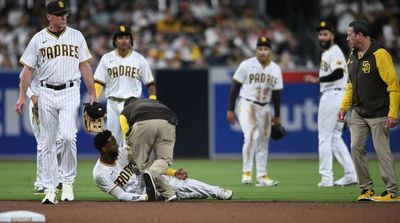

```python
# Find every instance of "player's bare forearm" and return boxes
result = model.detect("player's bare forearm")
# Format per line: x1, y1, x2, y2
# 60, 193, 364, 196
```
80, 62, 97, 103
16, 66, 34, 114
272, 116, 281, 126
147, 83, 157, 99
226, 110, 236, 124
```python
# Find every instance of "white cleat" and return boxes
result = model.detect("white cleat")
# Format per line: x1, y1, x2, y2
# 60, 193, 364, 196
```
317, 181, 334, 187
256, 176, 279, 187
241, 173, 252, 185
41, 192, 58, 204
334, 176, 357, 187
218, 189, 233, 200
61, 184, 74, 201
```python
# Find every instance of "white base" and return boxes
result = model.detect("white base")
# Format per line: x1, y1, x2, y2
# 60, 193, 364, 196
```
0, 210, 45, 222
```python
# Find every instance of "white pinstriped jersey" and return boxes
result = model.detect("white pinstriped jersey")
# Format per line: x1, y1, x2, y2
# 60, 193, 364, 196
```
233, 57, 283, 103
94, 50, 154, 99
319, 44, 348, 92
93, 148, 145, 194
19, 27, 92, 84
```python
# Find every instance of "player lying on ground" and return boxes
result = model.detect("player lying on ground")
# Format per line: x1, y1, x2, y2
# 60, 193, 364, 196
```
92, 130, 233, 201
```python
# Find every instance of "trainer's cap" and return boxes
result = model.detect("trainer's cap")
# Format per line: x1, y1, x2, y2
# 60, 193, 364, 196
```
316, 20, 334, 32
46, 0, 71, 15
94, 130, 112, 150
84, 102, 106, 119
256, 36, 271, 48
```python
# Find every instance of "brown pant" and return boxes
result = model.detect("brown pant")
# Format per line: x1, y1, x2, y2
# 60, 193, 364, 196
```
350, 110, 398, 194
127, 119, 176, 198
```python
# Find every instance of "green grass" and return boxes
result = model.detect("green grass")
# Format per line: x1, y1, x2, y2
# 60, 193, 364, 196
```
0, 159, 399, 202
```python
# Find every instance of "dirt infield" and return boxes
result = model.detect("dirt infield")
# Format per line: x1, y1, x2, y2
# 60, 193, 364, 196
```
1, 201, 399, 223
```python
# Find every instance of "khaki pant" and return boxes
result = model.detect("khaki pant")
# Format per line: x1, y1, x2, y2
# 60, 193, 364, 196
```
127, 119, 176, 198
350, 110, 398, 193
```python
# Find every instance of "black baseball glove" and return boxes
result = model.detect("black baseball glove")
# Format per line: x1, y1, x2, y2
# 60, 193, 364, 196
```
83, 102, 106, 133
271, 124, 286, 140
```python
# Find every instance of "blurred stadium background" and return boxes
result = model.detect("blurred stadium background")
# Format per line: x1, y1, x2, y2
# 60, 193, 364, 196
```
1, 0, 399, 159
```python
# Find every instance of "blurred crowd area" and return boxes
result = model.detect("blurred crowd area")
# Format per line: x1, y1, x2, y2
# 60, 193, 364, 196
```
0, 0, 399, 71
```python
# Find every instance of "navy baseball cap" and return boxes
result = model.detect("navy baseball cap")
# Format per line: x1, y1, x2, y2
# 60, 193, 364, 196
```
46, 0, 71, 15
256, 36, 271, 48
316, 20, 334, 32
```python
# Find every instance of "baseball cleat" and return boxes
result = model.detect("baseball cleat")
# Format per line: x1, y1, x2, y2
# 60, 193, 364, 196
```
165, 194, 178, 202
256, 176, 279, 187
372, 191, 400, 202
61, 184, 74, 201
357, 189, 375, 201
334, 176, 357, 187
217, 189, 233, 200
241, 171, 252, 185
41, 192, 58, 204
317, 181, 333, 187
143, 171, 157, 201
34, 187, 45, 195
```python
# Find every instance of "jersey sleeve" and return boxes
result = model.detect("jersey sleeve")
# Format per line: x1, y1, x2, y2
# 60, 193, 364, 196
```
232, 62, 246, 83
19, 36, 38, 69
139, 55, 154, 85
78, 31, 92, 63
93, 168, 117, 193
94, 55, 108, 83
273, 65, 283, 90
329, 49, 346, 71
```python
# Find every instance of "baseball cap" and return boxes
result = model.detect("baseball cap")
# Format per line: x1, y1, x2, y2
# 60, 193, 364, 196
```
46, 0, 71, 15
256, 36, 271, 48
114, 25, 132, 37
316, 20, 334, 32
84, 102, 106, 119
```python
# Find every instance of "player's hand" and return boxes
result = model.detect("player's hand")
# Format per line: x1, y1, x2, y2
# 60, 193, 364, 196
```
174, 168, 188, 180
15, 97, 25, 115
31, 95, 39, 108
386, 117, 398, 128
89, 93, 97, 104
303, 74, 319, 84
226, 111, 236, 124
337, 108, 347, 122
272, 116, 281, 126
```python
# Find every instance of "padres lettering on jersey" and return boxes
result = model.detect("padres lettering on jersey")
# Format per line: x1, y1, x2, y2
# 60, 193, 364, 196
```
249, 73, 277, 86
107, 65, 141, 80
114, 164, 135, 187
39, 44, 79, 62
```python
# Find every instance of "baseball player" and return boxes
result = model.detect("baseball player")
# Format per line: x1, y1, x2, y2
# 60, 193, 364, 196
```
303, 21, 357, 187
92, 130, 233, 201
25, 72, 63, 194
226, 36, 282, 187
94, 25, 156, 147
15, 0, 96, 204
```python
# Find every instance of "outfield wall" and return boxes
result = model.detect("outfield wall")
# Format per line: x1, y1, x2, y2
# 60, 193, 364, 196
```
1, 68, 399, 158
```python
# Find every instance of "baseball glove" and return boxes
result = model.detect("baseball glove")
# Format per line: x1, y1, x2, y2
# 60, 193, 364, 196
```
271, 124, 286, 140
83, 102, 106, 133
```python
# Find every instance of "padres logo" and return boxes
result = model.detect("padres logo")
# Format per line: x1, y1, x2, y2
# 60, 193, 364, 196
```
362, 61, 370, 74
120, 26, 126, 32
261, 37, 267, 43
58, 1, 64, 8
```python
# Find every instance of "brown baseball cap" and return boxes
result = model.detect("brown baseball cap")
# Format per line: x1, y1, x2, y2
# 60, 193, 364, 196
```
46, 0, 71, 14
256, 36, 271, 48
316, 20, 334, 32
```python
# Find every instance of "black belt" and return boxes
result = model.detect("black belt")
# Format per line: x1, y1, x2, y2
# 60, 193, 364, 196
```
244, 98, 269, 106
40, 81, 74, 90
108, 97, 126, 102
333, 87, 344, 91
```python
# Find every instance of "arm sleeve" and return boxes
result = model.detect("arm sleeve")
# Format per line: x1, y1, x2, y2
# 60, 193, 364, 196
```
374, 49, 400, 119
227, 80, 242, 111
94, 81, 104, 99
109, 186, 146, 201
271, 90, 281, 117
120, 115, 129, 142
319, 68, 344, 82
166, 168, 177, 176
340, 82, 353, 111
